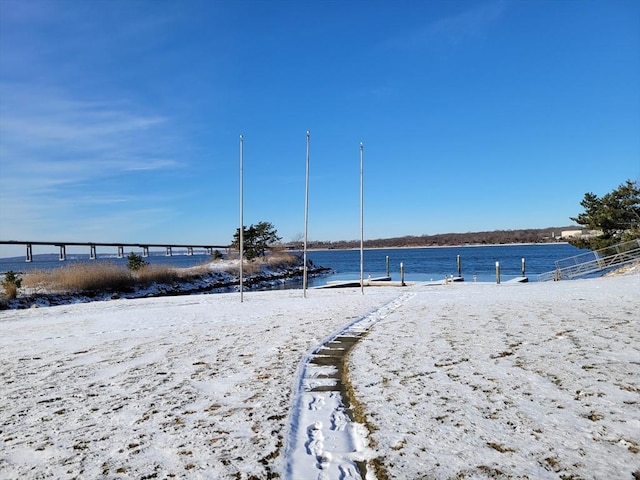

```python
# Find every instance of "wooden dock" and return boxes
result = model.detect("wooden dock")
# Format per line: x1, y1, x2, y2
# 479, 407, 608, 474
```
316, 276, 399, 289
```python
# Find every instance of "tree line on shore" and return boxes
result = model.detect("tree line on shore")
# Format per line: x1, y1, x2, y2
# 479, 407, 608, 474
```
290, 227, 575, 250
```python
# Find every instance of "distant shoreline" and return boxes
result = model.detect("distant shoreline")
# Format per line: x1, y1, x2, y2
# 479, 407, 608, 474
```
302, 241, 571, 252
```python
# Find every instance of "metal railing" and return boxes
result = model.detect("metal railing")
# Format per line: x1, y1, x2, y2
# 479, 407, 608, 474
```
537, 239, 640, 281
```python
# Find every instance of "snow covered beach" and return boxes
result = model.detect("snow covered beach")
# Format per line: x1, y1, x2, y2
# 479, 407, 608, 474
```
1, 270, 638, 479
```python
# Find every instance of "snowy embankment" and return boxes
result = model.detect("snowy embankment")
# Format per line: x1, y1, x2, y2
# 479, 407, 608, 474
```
0, 268, 638, 479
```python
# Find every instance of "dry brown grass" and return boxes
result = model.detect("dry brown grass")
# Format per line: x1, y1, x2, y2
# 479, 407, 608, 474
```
134, 264, 183, 286
23, 263, 134, 293
17, 252, 300, 296
220, 260, 259, 276
265, 252, 298, 269
23, 262, 204, 294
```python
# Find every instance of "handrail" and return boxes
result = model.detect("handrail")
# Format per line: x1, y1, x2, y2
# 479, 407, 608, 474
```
537, 239, 640, 281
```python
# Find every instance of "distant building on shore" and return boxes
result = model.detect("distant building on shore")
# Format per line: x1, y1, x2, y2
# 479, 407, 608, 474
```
560, 229, 602, 239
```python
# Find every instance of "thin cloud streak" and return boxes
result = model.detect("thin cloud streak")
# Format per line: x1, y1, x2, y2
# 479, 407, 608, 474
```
385, 0, 508, 49
0, 83, 185, 243
1, 85, 169, 148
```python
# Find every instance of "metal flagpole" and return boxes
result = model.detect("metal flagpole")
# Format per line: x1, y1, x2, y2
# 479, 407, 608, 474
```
360, 141, 364, 295
239, 134, 244, 303
303, 130, 310, 298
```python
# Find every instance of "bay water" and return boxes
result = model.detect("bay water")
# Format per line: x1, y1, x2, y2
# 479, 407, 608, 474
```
304, 243, 585, 285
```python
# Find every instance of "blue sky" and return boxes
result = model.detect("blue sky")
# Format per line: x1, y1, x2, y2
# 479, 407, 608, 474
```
1, 0, 638, 257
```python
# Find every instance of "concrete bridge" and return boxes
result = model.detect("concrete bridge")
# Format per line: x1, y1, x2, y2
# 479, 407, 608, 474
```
0, 240, 230, 262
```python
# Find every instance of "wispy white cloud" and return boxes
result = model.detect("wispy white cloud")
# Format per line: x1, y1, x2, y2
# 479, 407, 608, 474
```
1, 83, 180, 157
386, 0, 508, 49
0, 82, 185, 241
1, 84, 170, 151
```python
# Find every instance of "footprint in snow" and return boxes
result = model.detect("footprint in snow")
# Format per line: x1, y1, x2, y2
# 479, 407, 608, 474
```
309, 395, 325, 411
305, 421, 324, 456
316, 452, 331, 480
339, 462, 361, 480
331, 408, 349, 431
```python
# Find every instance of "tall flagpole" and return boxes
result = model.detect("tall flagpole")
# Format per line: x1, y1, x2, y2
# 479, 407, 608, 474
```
360, 141, 364, 295
239, 134, 244, 303
303, 130, 310, 298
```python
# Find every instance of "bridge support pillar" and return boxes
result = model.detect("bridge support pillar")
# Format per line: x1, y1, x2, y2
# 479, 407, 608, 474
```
58, 245, 66, 261
117, 246, 124, 258
90, 244, 96, 260
187, 247, 193, 256
26, 244, 33, 263
166, 246, 172, 256
142, 246, 149, 257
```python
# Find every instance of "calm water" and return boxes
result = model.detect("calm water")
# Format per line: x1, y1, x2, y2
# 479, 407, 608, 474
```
305, 243, 586, 285
0, 243, 586, 285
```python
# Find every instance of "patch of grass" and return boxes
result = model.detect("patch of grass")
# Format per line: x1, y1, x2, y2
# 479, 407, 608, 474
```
585, 410, 604, 422
342, 365, 391, 480
491, 350, 514, 359
545, 456, 560, 470
487, 442, 515, 453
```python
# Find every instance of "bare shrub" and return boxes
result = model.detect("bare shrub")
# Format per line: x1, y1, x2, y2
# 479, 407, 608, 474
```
2, 282, 18, 300
2, 271, 22, 299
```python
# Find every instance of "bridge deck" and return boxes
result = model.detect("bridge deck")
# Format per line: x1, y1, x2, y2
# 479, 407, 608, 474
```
0, 240, 230, 262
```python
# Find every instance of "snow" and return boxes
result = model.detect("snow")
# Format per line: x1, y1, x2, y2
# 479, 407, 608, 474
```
1, 271, 639, 479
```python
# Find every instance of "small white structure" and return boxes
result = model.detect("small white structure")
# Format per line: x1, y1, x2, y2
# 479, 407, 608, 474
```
561, 229, 602, 239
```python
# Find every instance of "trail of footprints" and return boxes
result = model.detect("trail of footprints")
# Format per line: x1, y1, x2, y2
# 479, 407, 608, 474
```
288, 292, 415, 480
304, 341, 365, 479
